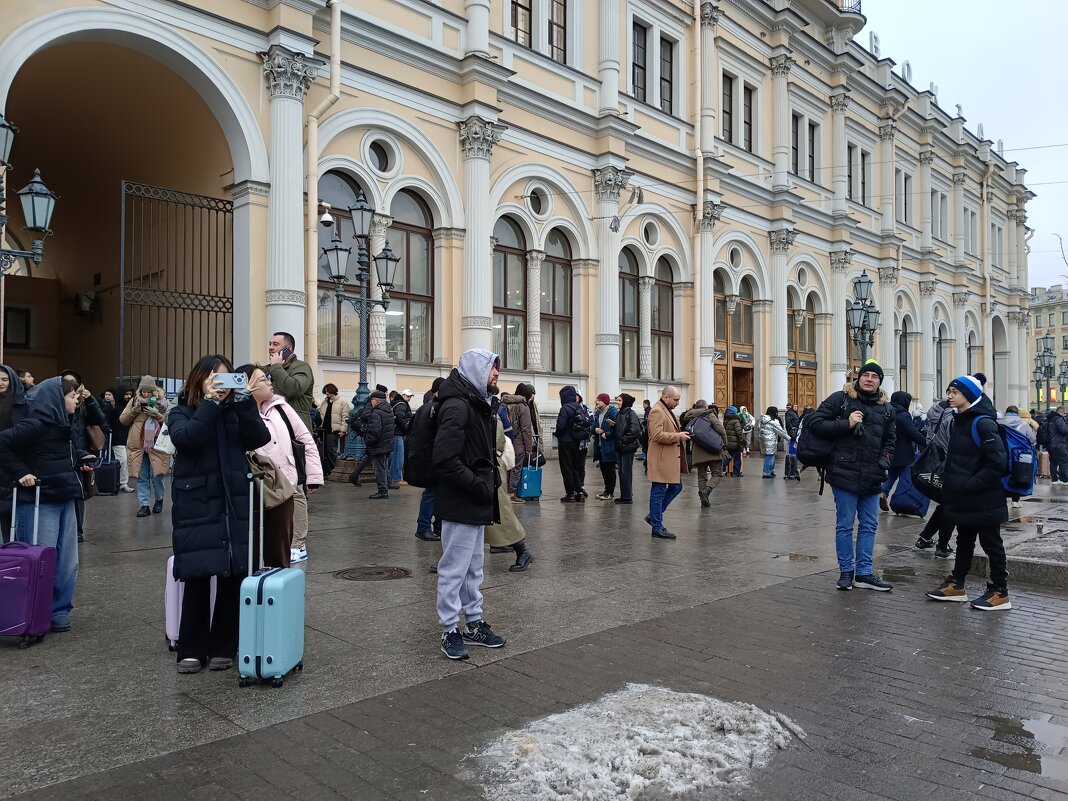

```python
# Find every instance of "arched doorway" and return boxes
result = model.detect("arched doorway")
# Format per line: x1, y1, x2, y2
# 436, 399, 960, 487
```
787, 292, 817, 409
713, 272, 754, 410
991, 315, 1010, 407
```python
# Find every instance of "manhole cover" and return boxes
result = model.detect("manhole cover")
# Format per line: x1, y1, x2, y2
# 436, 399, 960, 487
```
333, 566, 412, 581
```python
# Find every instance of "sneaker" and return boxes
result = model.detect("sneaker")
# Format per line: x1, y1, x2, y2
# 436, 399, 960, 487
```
853, 574, 893, 592
290, 546, 308, 563
368, 492, 389, 499
1011, 500, 1022, 509
50, 618, 71, 633
136, 505, 150, 518
651, 528, 676, 540
926, 576, 969, 602
836, 571, 854, 591
177, 658, 203, 674
595, 492, 613, 500
879, 494, 889, 512
915, 536, 935, 550
208, 657, 233, 671
464, 619, 506, 648
152, 499, 164, 514
934, 547, 954, 559
441, 629, 470, 660
970, 585, 1012, 611
415, 530, 441, 542
120, 485, 136, 493
614, 498, 633, 504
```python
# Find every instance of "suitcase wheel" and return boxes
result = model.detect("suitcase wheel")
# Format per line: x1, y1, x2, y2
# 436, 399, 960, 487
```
238, 676, 251, 687
296, 661, 304, 672
271, 677, 284, 688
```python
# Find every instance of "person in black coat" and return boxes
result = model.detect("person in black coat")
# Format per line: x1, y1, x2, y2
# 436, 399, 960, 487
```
879, 391, 926, 509
0, 364, 30, 539
433, 349, 505, 660
167, 355, 271, 674
352, 391, 396, 499
806, 360, 896, 592
926, 376, 1012, 611
554, 385, 586, 502
1044, 406, 1068, 483
59, 369, 107, 542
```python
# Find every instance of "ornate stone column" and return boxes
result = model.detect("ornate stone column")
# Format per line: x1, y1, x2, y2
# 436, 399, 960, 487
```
262, 45, 322, 349
768, 229, 796, 407
700, 4, 723, 155
877, 265, 898, 395
1006, 208, 1019, 287
459, 115, 506, 352
594, 165, 631, 390
952, 171, 967, 265
770, 55, 794, 191
367, 214, 393, 361
638, 275, 655, 380
830, 93, 850, 216
953, 291, 969, 376
465, 0, 491, 57
1015, 209, 1028, 288
919, 150, 934, 250
814, 312, 834, 400
698, 201, 724, 400
879, 121, 896, 235
599, 0, 620, 114
829, 249, 852, 389
526, 249, 545, 370
918, 280, 937, 405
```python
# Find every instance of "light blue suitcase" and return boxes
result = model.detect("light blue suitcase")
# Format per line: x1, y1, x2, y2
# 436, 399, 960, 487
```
238, 473, 305, 688
516, 439, 543, 500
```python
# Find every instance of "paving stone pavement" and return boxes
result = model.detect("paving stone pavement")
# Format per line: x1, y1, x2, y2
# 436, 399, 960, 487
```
4, 461, 1068, 799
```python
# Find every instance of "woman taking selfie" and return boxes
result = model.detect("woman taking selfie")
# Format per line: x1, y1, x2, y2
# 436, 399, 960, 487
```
167, 355, 270, 674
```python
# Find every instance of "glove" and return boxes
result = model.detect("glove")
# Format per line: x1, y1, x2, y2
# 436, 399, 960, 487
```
876, 455, 891, 472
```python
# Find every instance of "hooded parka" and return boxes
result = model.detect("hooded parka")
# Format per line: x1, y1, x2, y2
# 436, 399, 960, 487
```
722, 407, 745, 451
501, 392, 535, 458
941, 395, 1009, 527
806, 382, 897, 496
888, 391, 926, 468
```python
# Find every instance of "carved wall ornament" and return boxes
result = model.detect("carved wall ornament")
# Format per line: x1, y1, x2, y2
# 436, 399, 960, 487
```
770, 54, 795, 77
262, 46, 322, 101
878, 122, 896, 142
432, 227, 465, 241
266, 288, 307, 306
369, 214, 393, 237
952, 291, 970, 308
638, 275, 656, 289
725, 294, 740, 315
459, 116, 507, 160
700, 3, 722, 29
595, 333, 622, 345
830, 93, 850, 113
951, 172, 967, 187
918, 281, 938, 297
829, 249, 853, 272
877, 266, 898, 287
593, 166, 633, 202
986, 190, 995, 202
461, 315, 493, 329
919, 150, 935, 166
769, 229, 798, 253
698, 201, 726, 232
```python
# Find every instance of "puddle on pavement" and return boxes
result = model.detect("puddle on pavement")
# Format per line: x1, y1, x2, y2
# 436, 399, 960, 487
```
880, 567, 917, 583
772, 553, 819, 561
969, 716, 1068, 781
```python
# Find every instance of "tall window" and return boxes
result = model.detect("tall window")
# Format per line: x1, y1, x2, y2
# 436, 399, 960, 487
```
619, 248, 640, 378
651, 258, 674, 379
492, 217, 527, 370
386, 190, 434, 363
714, 272, 727, 345
742, 86, 754, 152
632, 22, 648, 103
860, 151, 869, 205
791, 114, 800, 175
721, 74, 734, 144
548, 0, 567, 63
511, 0, 532, 47
659, 37, 674, 115
787, 297, 816, 355
732, 278, 754, 346
899, 319, 909, 395
935, 325, 946, 394
316, 171, 365, 359
541, 229, 573, 373
847, 144, 855, 200
807, 122, 817, 181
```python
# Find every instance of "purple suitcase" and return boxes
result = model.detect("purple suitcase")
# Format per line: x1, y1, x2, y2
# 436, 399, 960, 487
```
0, 484, 57, 648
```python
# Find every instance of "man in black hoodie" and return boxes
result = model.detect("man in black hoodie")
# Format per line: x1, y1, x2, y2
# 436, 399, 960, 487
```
879, 391, 927, 510
613, 393, 642, 503
554, 385, 587, 502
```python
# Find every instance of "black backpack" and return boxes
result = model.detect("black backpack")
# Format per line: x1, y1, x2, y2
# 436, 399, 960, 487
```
638, 418, 649, 452
402, 401, 440, 488
1037, 421, 1051, 449
571, 405, 594, 441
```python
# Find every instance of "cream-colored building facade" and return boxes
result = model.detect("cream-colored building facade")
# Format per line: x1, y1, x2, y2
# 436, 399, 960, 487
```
1029, 285, 1068, 409
0, 0, 1034, 412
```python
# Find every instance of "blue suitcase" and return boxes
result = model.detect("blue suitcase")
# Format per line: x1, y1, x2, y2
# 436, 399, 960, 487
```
516, 439, 543, 500
890, 465, 931, 518
238, 473, 305, 688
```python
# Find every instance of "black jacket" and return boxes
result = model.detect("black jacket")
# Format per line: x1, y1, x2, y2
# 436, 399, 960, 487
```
391, 398, 413, 436
362, 403, 396, 455
168, 396, 271, 580
615, 406, 642, 454
806, 382, 897, 496
554, 385, 581, 444
941, 395, 1008, 527
432, 368, 500, 526
1046, 411, 1068, 450
889, 391, 926, 468
784, 409, 800, 439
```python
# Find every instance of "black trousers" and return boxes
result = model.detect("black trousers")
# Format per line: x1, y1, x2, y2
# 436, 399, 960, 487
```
599, 461, 617, 496
1051, 447, 1068, 482
178, 574, 242, 662
953, 524, 1008, 589
320, 431, 339, 475
353, 452, 391, 492
617, 452, 635, 501
558, 442, 583, 495
920, 504, 955, 548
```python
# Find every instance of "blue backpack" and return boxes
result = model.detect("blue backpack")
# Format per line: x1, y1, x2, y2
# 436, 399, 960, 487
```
971, 416, 1036, 497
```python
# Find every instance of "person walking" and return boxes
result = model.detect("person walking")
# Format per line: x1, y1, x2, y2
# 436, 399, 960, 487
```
119, 375, 170, 518
317, 383, 350, 476
926, 376, 1013, 611
915, 397, 958, 558
554, 385, 587, 503
613, 393, 641, 505
264, 331, 315, 430
783, 404, 801, 480
1045, 406, 1068, 484
758, 406, 790, 478
805, 360, 897, 592
721, 405, 745, 477
1001, 405, 1036, 509
389, 389, 414, 488
645, 386, 690, 540
681, 399, 727, 508
354, 390, 396, 499
167, 355, 271, 674
879, 391, 926, 510
433, 349, 506, 660
502, 384, 536, 502
592, 393, 618, 499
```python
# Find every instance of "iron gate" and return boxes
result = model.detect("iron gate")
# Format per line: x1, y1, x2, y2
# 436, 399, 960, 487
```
119, 181, 233, 390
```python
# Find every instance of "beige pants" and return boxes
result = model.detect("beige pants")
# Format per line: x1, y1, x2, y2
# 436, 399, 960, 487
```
290, 486, 309, 550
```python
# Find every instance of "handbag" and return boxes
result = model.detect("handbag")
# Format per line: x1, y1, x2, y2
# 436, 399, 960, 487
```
275, 406, 308, 489
153, 423, 176, 457
79, 467, 98, 499
910, 443, 946, 502
85, 424, 106, 453
245, 451, 295, 509
501, 435, 516, 471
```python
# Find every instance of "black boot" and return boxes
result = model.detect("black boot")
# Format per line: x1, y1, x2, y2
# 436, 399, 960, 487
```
368, 491, 389, 499
509, 540, 533, 572
560, 493, 578, 503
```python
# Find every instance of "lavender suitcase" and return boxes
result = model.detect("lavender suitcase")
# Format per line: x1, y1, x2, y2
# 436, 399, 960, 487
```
164, 555, 216, 651
0, 485, 57, 648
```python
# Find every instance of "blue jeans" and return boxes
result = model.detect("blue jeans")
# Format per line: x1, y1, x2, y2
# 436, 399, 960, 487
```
417, 487, 436, 534
137, 458, 165, 507
880, 465, 906, 496
723, 449, 742, 476
648, 482, 683, 530
762, 454, 776, 476
391, 436, 405, 483
830, 486, 879, 575
15, 498, 79, 625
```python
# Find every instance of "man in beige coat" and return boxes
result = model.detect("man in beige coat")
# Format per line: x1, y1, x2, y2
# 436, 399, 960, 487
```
646, 386, 690, 540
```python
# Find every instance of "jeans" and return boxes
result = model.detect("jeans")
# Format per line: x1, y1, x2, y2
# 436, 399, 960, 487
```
880, 465, 906, 496
137, 458, 166, 507
1051, 446, 1068, 482
648, 482, 683, 530
15, 498, 79, 625
598, 461, 617, 496
354, 452, 391, 493
436, 521, 485, 632
723, 449, 743, 476
617, 452, 635, 501
953, 524, 1008, 589
391, 436, 405, 483
417, 488, 439, 534
762, 454, 776, 476
830, 486, 880, 575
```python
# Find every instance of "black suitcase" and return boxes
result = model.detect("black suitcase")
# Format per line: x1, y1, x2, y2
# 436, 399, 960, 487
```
95, 434, 120, 496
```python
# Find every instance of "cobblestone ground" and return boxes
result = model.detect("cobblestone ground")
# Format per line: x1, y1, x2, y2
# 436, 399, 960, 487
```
3, 459, 1067, 800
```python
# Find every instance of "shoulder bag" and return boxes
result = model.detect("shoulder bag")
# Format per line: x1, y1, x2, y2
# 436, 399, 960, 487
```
275, 406, 308, 490
245, 451, 295, 509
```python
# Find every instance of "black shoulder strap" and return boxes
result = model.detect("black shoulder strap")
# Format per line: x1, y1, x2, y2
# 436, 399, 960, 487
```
276, 405, 297, 441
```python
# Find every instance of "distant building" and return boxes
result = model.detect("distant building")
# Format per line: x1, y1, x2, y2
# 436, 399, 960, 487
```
1029, 285, 1068, 409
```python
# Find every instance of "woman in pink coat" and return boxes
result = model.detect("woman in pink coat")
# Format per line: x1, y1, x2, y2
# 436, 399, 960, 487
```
239, 364, 323, 566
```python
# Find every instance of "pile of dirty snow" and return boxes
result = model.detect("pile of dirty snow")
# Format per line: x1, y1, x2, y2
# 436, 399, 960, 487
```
464, 683, 802, 800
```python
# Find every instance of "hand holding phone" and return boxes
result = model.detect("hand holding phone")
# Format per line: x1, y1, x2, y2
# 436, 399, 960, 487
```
280, 346, 293, 361
215, 373, 247, 390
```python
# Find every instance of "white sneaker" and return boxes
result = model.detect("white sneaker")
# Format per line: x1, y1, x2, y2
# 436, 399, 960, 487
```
292, 546, 308, 563
120, 485, 136, 493
1011, 500, 1022, 508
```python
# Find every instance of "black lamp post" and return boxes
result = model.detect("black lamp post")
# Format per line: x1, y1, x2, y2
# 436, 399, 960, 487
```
319, 189, 400, 460
846, 270, 880, 369
1035, 333, 1056, 412
1034, 367, 1044, 411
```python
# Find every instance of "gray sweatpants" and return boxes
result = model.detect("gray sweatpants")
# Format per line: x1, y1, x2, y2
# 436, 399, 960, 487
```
436, 520, 485, 632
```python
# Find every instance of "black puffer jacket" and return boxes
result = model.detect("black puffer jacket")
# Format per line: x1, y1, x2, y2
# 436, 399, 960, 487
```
941, 395, 1008, 527
554, 385, 581, 444
391, 398, 413, 436
362, 402, 396, 455
784, 408, 800, 439
168, 395, 270, 580
806, 382, 897, 496
432, 354, 501, 526
1045, 411, 1068, 450
889, 391, 926, 468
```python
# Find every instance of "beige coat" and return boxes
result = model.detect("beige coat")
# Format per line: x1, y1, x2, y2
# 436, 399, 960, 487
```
486, 417, 525, 548
647, 400, 688, 484
119, 396, 170, 478
318, 396, 351, 434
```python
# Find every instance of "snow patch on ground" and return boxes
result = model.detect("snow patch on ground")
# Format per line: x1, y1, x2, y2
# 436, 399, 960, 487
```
464, 683, 802, 800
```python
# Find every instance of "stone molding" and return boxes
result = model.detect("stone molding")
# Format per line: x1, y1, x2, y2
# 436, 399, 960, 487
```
461, 315, 492, 329
266, 288, 306, 305
596, 333, 621, 345
593, 166, 633, 202
261, 45, 321, 101
459, 116, 507, 160
432, 227, 465, 241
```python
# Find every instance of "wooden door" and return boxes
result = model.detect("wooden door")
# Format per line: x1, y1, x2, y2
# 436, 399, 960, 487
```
731, 367, 753, 410
714, 363, 729, 409
797, 373, 817, 409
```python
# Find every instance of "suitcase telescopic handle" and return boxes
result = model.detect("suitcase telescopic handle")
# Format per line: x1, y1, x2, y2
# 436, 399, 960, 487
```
9, 481, 43, 546
246, 471, 267, 573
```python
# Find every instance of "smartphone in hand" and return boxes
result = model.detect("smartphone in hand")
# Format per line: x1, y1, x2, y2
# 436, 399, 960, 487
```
215, 373, 248, 390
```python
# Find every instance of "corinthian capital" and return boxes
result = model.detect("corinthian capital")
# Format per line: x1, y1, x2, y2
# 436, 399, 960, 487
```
770, 54, 795, 77
878, 122, 896, 142
918, 280, 938, 297
829, 249, 853, 272
370, 214, 393, 237
951, 172, 967, 187
459, 116, 507, 160
953, 291, 970, 308
769, 229, 797, 254
919, 150, 935, 166
700, 3, 723, 29
593, 166, 633, 203
830, 93, 850, 113
877, 266, 898, 287
698, 201, 726, 233
261, 45, 322, 101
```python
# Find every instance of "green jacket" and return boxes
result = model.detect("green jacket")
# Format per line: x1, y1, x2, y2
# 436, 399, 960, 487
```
263, 358, 314, 430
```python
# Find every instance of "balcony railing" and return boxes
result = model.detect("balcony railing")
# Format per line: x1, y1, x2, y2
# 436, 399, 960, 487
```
828, 0, 863, 13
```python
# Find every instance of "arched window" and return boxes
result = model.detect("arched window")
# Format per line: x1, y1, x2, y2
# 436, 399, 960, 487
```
967, 330, 978, 375
651, 257, 674, 379
387, 190, 434, 363
935, 323, 946, 394
899, 319, 910, 395
714, 272, 727, 344
732, 278, 754, 346
541, 229, 572, 373
316, 171, 366, 359
619, 248, 640, 378
493, 217, 527, 369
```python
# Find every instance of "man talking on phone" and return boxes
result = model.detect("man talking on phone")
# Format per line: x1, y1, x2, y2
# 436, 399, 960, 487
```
265, 332, 315, 431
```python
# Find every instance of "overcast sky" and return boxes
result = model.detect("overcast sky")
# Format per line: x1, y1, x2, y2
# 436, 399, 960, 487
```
855, 0, 1068, 291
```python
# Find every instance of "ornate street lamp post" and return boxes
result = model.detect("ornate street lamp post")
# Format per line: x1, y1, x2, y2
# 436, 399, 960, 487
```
1034, 367, 1045, 411
846, 270, 880, 369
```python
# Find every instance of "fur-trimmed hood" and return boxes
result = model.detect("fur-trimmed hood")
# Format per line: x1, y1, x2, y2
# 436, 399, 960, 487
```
842, 381, 889, 405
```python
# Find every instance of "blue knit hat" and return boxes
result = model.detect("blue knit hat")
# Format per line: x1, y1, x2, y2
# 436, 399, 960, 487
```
727, 405, 738, 414
948, 375, 982, 403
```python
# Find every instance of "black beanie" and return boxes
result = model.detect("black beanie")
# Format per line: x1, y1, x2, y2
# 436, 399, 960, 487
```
619, 392, 636, 409
858, 359, 884, 382
515, 383, 533, 401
